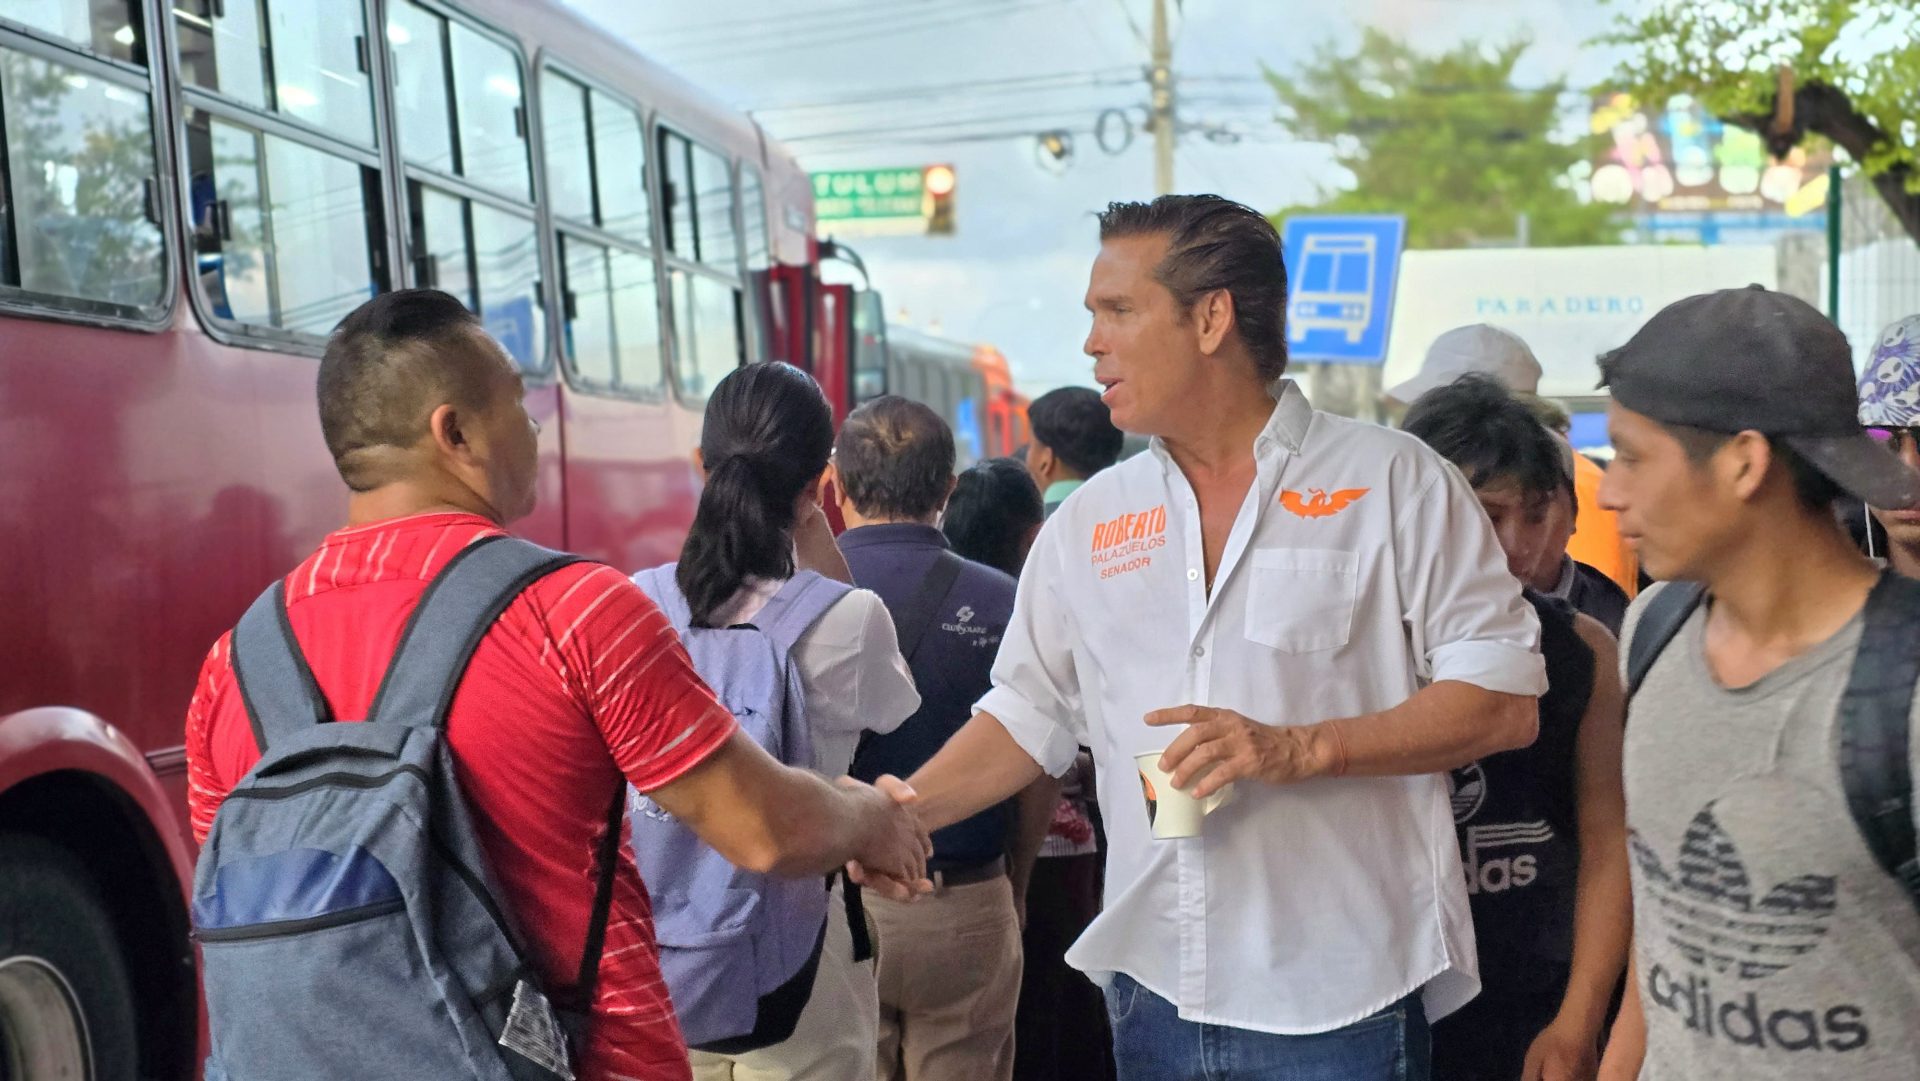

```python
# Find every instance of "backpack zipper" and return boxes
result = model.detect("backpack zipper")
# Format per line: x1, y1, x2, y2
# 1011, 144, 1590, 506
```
195, 897, 406, 942
223, 764, 430, 803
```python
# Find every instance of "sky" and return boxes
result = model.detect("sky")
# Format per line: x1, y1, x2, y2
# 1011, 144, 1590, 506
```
561, 0, 1623, 393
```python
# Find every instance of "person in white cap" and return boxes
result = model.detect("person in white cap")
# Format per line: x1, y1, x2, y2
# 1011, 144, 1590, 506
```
1389, 324, 1640, 607
1859, 314, 1920, 579
1384, 324, 1544, 411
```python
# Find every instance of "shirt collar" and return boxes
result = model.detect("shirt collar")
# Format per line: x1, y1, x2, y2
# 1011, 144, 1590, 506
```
1546, 554, 1576, 600
837, 522, 950, 552
1044, 479, 1084, 503
1147, 378, 1312, 466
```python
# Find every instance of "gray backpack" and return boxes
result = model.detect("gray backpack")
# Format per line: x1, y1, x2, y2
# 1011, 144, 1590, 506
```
193, 537, 622, 1080
627, 566, 853, 1053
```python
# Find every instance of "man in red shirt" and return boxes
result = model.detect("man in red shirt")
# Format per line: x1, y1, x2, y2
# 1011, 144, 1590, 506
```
184, 289, 929, 1081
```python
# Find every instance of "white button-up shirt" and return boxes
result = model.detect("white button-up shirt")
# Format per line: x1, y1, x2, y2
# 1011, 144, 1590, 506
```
977, 380, 1546, 1034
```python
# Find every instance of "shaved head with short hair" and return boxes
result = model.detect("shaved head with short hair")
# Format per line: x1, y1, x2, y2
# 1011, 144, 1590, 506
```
317, 289, 502, 491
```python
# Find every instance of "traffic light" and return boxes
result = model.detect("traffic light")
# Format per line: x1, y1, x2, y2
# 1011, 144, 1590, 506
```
923, 164, 955, 235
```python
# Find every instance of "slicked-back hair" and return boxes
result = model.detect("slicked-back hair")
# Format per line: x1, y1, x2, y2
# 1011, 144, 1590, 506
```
1401, 374, 1569, 503
318, 289, 493, 492
1029, 386, 1124, 478
1096, 195, 1290, 382
943, 457, 1044, 577
834, 395, 956, 521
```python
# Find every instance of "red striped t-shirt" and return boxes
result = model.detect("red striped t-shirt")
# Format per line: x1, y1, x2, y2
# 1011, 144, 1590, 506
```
184, 512, 736, 1081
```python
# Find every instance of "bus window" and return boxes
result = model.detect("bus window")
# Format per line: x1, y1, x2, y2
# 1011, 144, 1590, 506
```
560, 235, 616, 387
608, 248, 662, 393
386, 0, 453, 174
591, 91, 648, 246
469, 201, 543, 369
669, 268, 741, 400
740, 164, 769, 272
188, 109, 378, 335
540, 70, 593, 223
660, 131, 695, 259
448, 22, 529, 201
543, 66, 661, 395
852, 290, 888, 400
9, 0, 142, 63
659, 127, 743, 400
410, 184, 472, 307
0, 45, 165, 311
389, 1, 530, 200
406, 181, 546, 374
175, 0, 374, 146
659, 130, 738, 272
693, 144, 737, 269
558, 239, 663, 395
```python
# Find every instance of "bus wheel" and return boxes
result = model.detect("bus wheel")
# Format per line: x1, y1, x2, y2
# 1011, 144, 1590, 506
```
0, 834, 139, 1081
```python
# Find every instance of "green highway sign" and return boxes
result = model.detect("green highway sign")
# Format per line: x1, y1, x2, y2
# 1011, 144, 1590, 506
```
811, 166, 955, 236
812, 167, 926, 221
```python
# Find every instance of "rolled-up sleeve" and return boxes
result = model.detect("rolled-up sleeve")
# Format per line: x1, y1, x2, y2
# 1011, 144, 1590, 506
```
1396, 464, 1547, 696
974, 522, 1084, 777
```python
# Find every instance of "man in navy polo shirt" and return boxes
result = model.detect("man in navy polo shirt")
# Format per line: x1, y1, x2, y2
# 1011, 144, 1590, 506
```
831, 396, 1053, 1081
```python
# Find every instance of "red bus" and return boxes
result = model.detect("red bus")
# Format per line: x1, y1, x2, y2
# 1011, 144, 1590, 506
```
0, 1, 871, 1074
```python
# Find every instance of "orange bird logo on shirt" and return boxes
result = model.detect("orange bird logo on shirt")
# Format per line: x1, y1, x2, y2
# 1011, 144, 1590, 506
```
1278, 487, 1370, 519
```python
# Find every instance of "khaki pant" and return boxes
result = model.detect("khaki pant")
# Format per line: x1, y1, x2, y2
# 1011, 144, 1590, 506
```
870, 874, 1023, 1081
688, 879, 878, 1081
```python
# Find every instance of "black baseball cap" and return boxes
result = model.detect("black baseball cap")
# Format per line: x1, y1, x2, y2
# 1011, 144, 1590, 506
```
1599, 284, 1920, 510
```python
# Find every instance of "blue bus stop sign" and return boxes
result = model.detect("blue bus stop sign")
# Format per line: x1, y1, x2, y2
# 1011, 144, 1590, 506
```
1280, 215, 1406, 364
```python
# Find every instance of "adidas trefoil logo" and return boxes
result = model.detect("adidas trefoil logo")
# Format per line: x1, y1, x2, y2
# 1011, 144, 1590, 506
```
1632, 803, 1836, 980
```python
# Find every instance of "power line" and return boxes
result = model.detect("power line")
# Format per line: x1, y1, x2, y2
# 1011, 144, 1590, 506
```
665, 0, 1081, 66
749, 68, 1137, 115
1111, 0, 1148, 48
642, 0, 920, 43
797, 124, 1101, 154
783, 105, 1125, 145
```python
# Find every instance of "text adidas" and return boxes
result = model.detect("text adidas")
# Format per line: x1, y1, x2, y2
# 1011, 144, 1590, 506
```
1645, 963, 1869, 1053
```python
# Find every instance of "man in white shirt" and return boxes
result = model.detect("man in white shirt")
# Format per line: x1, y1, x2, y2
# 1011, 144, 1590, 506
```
865, 195, 1546, 1081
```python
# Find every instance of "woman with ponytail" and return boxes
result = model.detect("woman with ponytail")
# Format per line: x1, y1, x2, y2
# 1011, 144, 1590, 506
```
637, 362, 919, 1081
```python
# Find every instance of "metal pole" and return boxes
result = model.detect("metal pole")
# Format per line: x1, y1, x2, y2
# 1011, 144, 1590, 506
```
1150, 0, 1175, 195
1826, 164, 1843, 319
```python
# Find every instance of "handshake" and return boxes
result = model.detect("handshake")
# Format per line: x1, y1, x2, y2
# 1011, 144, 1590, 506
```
838, 774, 936, 902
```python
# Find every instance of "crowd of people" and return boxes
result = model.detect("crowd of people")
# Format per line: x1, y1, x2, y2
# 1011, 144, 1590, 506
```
183, 194, 1920, 1081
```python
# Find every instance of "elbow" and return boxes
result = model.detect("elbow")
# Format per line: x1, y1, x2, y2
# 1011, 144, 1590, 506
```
735, 839, 786, 876
1489, 692, 1538, 755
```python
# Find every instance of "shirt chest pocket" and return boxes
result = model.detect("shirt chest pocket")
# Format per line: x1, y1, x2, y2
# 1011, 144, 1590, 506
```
1244, 547, 1358, 653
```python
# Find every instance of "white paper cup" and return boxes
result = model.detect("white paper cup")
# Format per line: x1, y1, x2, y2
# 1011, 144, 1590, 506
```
1134, 751, 1234, 840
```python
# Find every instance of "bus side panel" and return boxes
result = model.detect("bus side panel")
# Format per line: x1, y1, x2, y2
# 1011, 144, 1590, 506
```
0, 315, 296, 822
558, 382, 699, 575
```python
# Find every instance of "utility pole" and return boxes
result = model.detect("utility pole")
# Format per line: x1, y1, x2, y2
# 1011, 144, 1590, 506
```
1149, 0, 1175, 195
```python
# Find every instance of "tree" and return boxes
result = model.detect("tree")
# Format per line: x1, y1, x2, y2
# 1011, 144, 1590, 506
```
1604, 0, 1920, 245
1264, 29, 1617, 249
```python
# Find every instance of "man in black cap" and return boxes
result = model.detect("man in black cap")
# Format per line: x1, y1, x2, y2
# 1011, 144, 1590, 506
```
1594, 286, 1920, 1081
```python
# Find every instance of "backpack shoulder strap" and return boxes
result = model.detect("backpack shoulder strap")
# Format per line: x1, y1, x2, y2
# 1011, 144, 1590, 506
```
631, 563, 694, 634
1626, 580, 1707, 700
755, 571, 856, 655
365, 535, 584, 727
887, 550, 965, 663
230, 580, 336, 752
1837, 572, 1920, 916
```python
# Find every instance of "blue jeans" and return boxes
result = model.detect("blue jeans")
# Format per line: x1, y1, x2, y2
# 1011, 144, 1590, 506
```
1103, 974, 1431, 1081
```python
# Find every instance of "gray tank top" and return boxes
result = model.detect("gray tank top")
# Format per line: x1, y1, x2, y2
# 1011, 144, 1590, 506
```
1622, 585, 1920, 1080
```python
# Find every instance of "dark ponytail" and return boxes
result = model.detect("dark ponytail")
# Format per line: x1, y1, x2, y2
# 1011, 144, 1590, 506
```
677, 362, 835, 626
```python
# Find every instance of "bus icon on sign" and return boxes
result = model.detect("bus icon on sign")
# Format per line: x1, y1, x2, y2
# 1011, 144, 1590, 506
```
1290, 234, 1378, 344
